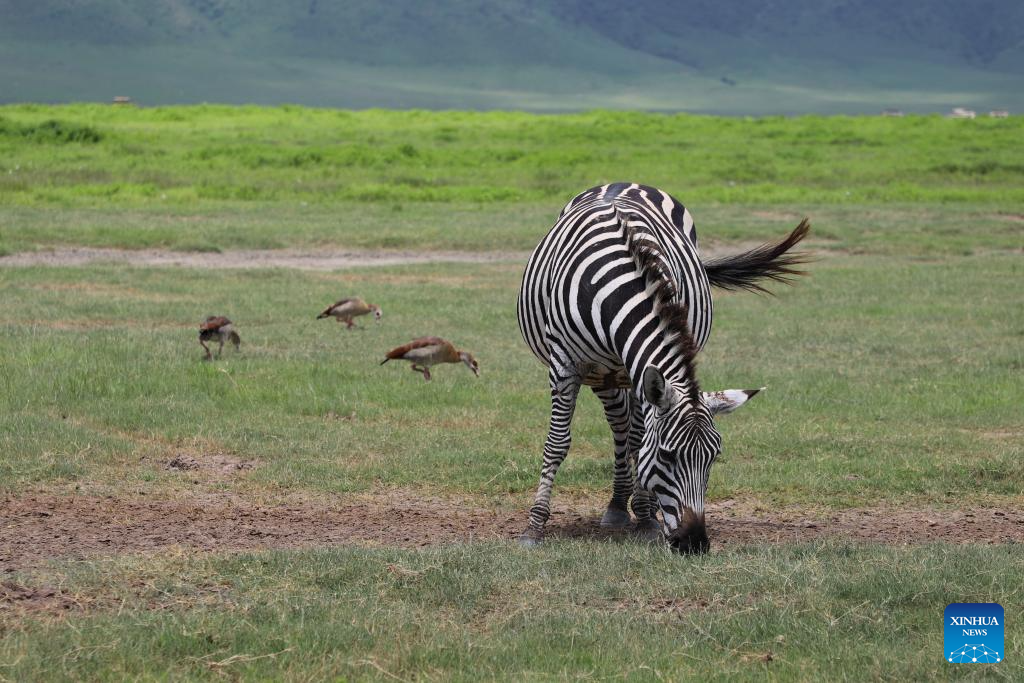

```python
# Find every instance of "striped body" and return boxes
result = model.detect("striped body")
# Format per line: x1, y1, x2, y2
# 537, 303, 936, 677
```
519, 183, 712, 387
517, 183, 727, 552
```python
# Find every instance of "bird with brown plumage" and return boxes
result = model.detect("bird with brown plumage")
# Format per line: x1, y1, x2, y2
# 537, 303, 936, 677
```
317, 297, 382, 329
380, 337, 479, 381
199, 316, 240, 360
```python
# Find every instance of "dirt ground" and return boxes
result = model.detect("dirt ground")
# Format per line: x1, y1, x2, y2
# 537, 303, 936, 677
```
0, 247, 530, 270
3, 493, 1022, 573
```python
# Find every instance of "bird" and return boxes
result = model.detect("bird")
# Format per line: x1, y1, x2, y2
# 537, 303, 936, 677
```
317, 297, 382, 329
198, 316, 240, 360
380, 337, 479, 381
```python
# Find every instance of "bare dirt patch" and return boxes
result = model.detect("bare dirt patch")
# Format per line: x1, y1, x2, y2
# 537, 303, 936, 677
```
0, 581, 80, 616
0, 247, 530, 270
165, 453, 254, 475
57, 414, 256, 483
2, 494, 1022, 572
991, 213, 1024, 223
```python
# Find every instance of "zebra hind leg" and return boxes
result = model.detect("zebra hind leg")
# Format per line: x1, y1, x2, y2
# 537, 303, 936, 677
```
593, 387, 633, 529
520, 368, 580, 546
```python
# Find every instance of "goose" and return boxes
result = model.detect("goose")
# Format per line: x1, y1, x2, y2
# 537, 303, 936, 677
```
317, 297, 382, 329
199, 316, 240, 360
380, 337, 479, 381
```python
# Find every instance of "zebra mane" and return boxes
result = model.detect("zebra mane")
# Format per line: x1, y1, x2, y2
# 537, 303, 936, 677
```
618, 207, 701, 404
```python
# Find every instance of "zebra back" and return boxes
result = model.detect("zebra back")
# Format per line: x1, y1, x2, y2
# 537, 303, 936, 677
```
518, 183, 712, 394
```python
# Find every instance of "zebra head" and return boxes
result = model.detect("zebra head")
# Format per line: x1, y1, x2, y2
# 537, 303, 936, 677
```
639, 366, 760, 554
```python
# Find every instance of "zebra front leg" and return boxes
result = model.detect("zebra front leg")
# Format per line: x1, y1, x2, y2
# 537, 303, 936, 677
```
593, 387, 633, 529
520, 374, 580, 546
626, 398, 661, 541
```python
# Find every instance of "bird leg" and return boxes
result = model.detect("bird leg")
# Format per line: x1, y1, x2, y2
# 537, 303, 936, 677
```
346, 318, 356, 329
422, 367, 431, 381
200, 340, 212, 361
216, 339, 224, 358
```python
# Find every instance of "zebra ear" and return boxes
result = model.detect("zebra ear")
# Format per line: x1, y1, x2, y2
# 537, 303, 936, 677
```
642, 366, 674, 410
703, 388, 765, 416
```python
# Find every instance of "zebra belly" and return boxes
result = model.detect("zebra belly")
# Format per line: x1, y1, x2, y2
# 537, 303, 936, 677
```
578, 362, 632, 389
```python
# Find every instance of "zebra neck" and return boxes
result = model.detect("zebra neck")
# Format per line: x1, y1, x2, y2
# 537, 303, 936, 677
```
628, 337, 699, 404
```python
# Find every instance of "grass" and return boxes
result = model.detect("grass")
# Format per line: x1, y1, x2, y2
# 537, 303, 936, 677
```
2, 542, 1022, 680
0, 106, 1022, 212
1, 106, 1022, 679
1, 254, 1020, 508
2, 202, 1023, 255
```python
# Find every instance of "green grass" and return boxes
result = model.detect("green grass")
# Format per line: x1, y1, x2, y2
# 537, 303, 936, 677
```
1, 106, 1022, 212
2, 201, 1023, 255
1, 254, 1020, 507
1, 105, 1022, 257
2, 542, 1022, 681
2, 106, 1022, 679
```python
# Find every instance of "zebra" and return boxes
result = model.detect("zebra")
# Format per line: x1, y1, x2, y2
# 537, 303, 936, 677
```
517, 182, 809, 553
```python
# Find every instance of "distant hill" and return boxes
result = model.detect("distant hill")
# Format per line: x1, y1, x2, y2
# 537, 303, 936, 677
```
1, 0, 1022, 113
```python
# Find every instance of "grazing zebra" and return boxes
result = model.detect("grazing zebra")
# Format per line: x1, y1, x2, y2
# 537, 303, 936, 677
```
517, 183, 809, 553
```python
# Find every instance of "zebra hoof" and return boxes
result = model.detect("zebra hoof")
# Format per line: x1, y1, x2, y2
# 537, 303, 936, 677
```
518, 529, 544, 547
599, 507, 632, 529
634, 519, 663, 543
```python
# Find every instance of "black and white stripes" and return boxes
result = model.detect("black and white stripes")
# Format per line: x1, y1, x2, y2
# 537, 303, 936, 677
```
517, 183, 807, 552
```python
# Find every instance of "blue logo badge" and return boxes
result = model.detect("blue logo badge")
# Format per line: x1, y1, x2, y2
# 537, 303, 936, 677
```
945, 603, 1004, 663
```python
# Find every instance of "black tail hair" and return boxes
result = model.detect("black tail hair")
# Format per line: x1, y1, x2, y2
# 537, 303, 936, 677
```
379, 358, 390, 366
703, 219, 811, 294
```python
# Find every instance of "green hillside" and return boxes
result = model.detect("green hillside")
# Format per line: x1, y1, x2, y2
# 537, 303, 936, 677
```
1, 1, 1022, 112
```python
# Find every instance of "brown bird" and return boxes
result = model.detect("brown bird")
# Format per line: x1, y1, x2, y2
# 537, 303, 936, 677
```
198, 316, 240, 360
317, 297, 382, 329
380, 337, 480, 381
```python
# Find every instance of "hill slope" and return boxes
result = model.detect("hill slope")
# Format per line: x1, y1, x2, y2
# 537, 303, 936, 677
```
1, 1, 1022, 112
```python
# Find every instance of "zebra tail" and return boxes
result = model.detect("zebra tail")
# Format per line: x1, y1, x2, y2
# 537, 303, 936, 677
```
702, 219, 812, 294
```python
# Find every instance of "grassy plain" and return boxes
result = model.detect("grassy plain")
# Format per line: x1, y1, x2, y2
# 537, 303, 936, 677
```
2, 106, 1023, 206
3, 543, 1022, 681
1, 255, 1021, 506
1, 106, 1022, 680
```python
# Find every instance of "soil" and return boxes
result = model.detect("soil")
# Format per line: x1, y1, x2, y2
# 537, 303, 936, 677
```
3, 493, 1022, 573
0, 247, 530, 270
0, 242, 767, 271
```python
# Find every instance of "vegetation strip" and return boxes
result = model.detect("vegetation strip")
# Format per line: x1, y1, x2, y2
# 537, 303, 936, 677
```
2, 542, 1022, 680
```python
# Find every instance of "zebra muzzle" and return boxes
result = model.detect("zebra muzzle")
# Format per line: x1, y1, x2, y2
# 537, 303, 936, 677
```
666, 509, 709, 555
